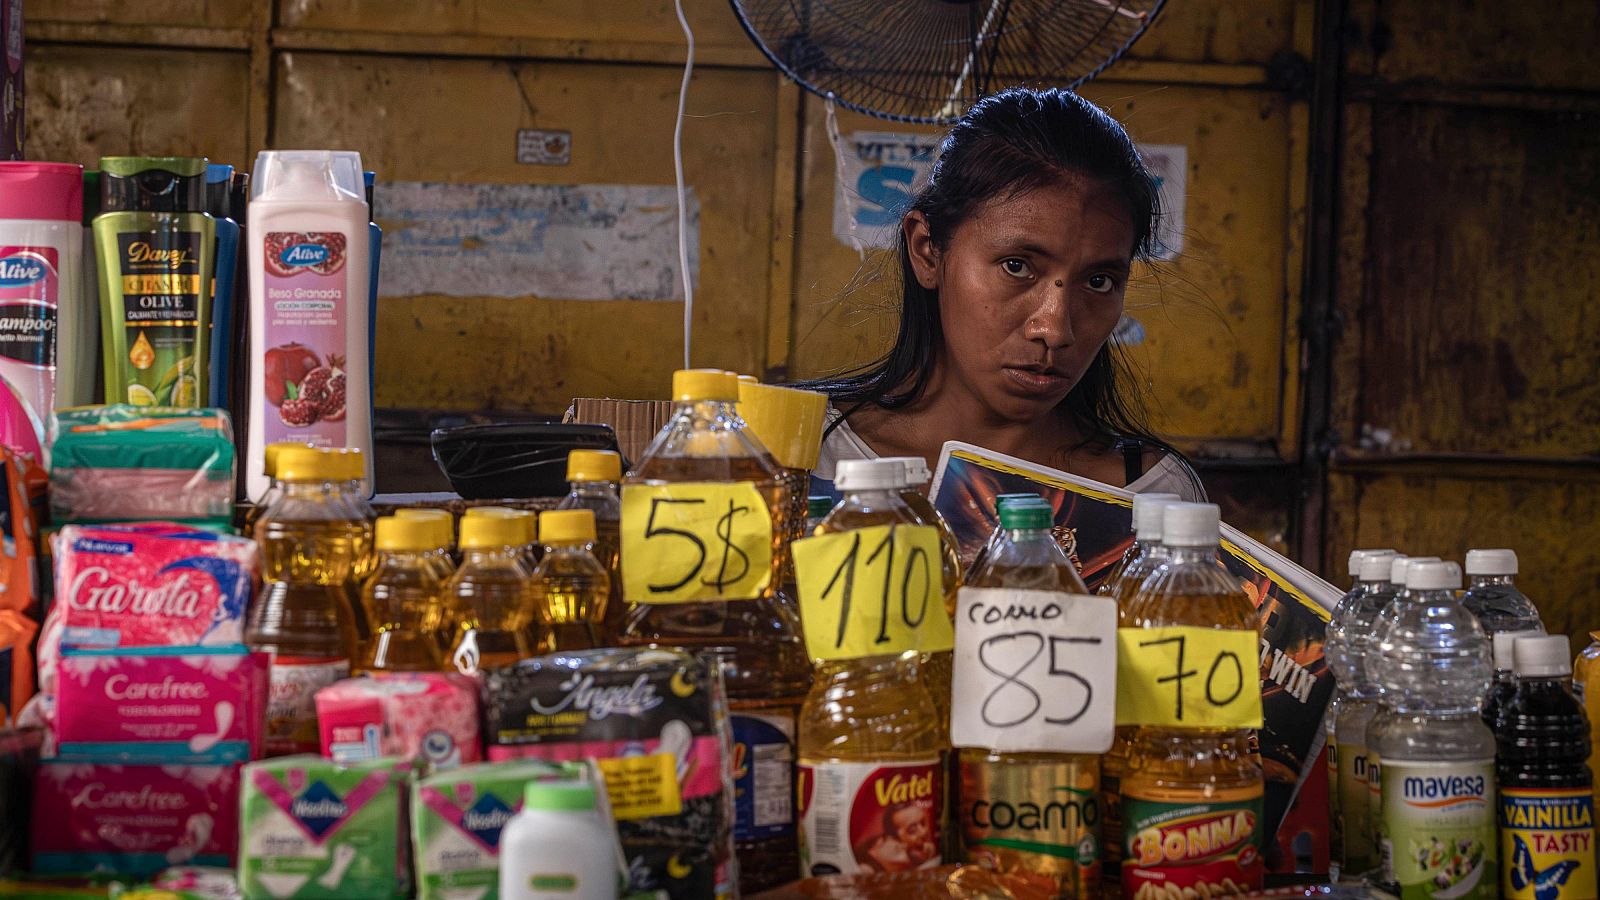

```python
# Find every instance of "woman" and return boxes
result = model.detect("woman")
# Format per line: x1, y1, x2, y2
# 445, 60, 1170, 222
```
807, 87, 1203, 502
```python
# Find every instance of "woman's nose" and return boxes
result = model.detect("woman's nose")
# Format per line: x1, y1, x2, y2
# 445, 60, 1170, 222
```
1023, 284, 1074, 347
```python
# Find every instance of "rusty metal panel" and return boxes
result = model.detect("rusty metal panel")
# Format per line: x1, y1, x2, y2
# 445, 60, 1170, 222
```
30, 0, 253, 28
272, 52, 778, 413
1325, 470, 1600, 646
24, 44, 250, 165
1354, 102, 1600, 458
1354, 1, 1600, 92
1129, 0, 1296, 65
787, 84, 1297, 453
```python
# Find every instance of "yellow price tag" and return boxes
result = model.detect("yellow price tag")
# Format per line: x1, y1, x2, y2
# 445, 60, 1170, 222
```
1115, 626, 1263, 728
594, 753, 682, 820
793, 524, 954, 662
620, 482, 773, 604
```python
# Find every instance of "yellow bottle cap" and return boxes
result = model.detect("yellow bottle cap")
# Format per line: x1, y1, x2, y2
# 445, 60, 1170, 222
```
464, 506, 537, 544
672, 368, 737, 402
264, 441, 312, 479
276, 446, 340, 482
326, 447, 365, 481
458, 513, 529, 550
737, 381, 828, 471
540, 509, 596, 545
394, 508, 454, 548
567, 449, 622, 483
735, 374, 759, 384
375, 516, 435, 552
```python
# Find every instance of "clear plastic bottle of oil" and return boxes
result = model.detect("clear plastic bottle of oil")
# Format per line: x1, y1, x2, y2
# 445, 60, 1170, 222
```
1098, 490, 1178, 886
555, 449, 625, 645
798, 458, 948, 878
328, 447, 376, 640
529, 509, 609, 653
247, 446, 362, 756
447, 513, 536, 674
879, 456, 961, 741
246, 440, 310, 538
357, 515, 447, 673
1120, 502, 1265, 897
967, 493, 1042, 576
806, 495, 834, 532
621, 369, 810, 890
960, 500, 1100, 896
463, 506, 538, 571
393, 507, 457, 581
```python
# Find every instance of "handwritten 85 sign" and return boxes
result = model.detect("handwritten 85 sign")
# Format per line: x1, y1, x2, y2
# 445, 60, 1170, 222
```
619, 482, 774, 604
792, 524, 953, 662
951, 588, 1118, 754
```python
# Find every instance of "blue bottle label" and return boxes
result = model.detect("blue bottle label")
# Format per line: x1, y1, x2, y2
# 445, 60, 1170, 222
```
731, 710, 796, 841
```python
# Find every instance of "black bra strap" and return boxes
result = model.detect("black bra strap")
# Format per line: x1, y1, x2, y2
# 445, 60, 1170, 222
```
1117, 439, 1144, 485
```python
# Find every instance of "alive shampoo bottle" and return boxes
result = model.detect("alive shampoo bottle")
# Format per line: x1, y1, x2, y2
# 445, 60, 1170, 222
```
246, 150, 372, 499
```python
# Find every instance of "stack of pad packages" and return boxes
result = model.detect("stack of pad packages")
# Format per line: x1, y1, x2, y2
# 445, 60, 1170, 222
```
29, 522, 262, 877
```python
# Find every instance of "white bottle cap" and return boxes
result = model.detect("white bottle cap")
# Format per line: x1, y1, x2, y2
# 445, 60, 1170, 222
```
879, 456, 931, 487
1465, 548, 1518, 576
1162, 502, 1221, 547
1493, 629, 1546, 671
834, 459, 906, 492
1390, 555, 1436, 585
1358, 551, 1399, 581
1132, 492, 1181, 540
1405, 559, 1461, 591
1348, 548, 1398, 577
1514, 634, 1573, 678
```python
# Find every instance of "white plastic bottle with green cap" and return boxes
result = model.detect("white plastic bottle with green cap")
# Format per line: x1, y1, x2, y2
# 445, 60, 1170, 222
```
1461, 548, 1543, 636
498, 780, 621, 900
246, 149, 372, 500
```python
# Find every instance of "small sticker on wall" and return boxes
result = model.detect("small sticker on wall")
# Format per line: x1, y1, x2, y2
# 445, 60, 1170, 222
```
517, 129, 571, 166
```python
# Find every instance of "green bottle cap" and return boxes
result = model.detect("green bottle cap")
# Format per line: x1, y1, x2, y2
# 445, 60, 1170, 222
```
999, 503, 1053, 531
807, 495, 834, 519
98, 156, 209, 213
523, 779, 598, 812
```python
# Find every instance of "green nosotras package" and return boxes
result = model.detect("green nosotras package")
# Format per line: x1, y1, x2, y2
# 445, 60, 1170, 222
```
410, 759, 592, 900
48, 404, 236, 527
239, 755, 411, 900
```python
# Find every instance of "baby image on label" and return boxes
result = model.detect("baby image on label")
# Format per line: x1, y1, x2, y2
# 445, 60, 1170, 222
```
261, 231, 348, 446
797, 759, 941, 877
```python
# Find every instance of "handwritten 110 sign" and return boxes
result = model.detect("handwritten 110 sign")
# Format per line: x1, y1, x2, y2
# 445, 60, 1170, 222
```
951, 588, 1118, 754
792, 524, 954, 663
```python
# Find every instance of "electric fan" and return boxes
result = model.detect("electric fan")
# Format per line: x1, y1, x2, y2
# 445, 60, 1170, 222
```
730, 0, 1168, 124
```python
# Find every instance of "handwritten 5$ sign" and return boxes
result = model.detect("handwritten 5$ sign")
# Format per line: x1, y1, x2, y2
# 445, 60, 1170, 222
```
1115, 626, 1262, 728
792, 524, 953, 662
620, 482, 774, 604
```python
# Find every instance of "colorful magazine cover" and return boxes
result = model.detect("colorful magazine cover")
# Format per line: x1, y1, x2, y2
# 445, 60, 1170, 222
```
929, 441, 1340, 863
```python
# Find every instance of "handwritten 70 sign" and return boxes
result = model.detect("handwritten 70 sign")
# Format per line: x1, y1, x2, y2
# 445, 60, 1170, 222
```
951, 588, 1118, 754
1115, 626, 1263, 728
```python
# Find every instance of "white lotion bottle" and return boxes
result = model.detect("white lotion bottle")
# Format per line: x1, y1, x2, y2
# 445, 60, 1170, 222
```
246, 150, 372, 498
499, 780, 620, 900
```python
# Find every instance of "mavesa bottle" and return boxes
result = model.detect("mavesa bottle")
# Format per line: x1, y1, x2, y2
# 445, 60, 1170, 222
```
1362, 554, 1436, 842
1461, 548, 1543, 636
1120, 503, 1264, 897
620, 369, 808, 890
797, 458, 947, 878
357, 515, 446, 673
1098, 490, 1179, 886
448, 513, 537, 674
555, 449, 625, 644
959, 500, 1100, 897
1496, 634, 1597, 900
529, 509, 609, 653
246, 446, 361, 756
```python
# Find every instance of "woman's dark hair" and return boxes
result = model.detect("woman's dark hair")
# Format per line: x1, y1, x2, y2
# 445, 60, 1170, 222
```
803, 87, 1197, 488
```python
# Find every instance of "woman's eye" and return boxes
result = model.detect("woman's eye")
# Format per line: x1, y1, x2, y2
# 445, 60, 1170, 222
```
1086, 273, 1117, 294
1000, 258, 1032, 278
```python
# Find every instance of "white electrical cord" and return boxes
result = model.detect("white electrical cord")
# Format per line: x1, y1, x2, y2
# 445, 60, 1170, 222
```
673, 0, 696, 369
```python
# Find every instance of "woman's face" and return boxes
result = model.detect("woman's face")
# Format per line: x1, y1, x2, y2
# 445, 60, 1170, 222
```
906, 177, 1135, 426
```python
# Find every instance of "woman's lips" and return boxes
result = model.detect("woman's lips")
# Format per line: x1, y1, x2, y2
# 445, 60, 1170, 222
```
1002, 366, 1071, 395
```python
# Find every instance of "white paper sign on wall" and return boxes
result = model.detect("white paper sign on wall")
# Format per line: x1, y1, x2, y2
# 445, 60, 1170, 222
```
951, 587, 1118, 754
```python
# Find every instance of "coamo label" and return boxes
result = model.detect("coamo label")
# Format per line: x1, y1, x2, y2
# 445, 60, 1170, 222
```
960, 754, 1100, 896
280, 242, 330, 268
1499, 787, 1597, 900
1123, 794, 1264, 898
1379, 758, 1497, 900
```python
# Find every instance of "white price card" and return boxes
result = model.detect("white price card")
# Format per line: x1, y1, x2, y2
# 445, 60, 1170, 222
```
951, 587, 1117, 754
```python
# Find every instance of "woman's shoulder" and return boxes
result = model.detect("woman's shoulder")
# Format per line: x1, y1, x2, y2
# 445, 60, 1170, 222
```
1128, 450, 1207, 502
814, 404, 876, 481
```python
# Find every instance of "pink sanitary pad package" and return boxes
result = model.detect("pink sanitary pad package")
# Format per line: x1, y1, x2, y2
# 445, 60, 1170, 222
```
31, 759, 241, 878
56, 645, 269, 763
315, 673, 482, 771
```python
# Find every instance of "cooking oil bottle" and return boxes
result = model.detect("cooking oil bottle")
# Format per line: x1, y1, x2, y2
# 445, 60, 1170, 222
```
1120, 502, 1264, 897
967, 493, 1042, 576
246, 440, 311, 538
555, 449, 625, 644
529, 509, 608, 653
1098, 490, 1178, 886
246, 446, 362, 756
463, 506, 538, 571
326, 447, 375, 640
621, 369, 810, 892
959, 499, 1100, 896
806, 495, 833, 532
798, 458, 947, 878
357, 515, 447, 673
393, 507, 457, 581
881, 456, 962, 737
447, 512, 536, 673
